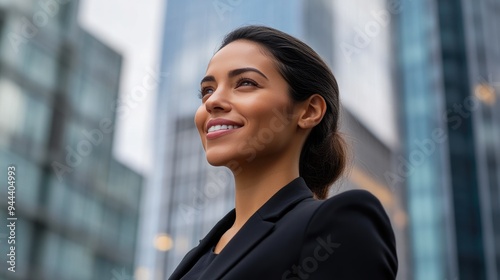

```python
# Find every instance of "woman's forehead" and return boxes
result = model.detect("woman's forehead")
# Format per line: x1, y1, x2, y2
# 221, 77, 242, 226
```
206, 40, 275, 75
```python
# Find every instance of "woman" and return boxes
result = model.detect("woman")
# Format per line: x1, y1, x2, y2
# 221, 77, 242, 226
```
169, 25, 398, 280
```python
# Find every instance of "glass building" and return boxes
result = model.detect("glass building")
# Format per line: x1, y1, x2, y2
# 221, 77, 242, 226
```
0, 1, 143, 279
138, 0, 408, 279
397, 0, 500, 279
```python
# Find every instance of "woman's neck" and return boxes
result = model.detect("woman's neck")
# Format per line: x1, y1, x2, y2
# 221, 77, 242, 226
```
215, 155, 300, 253
230, 155, 300, 230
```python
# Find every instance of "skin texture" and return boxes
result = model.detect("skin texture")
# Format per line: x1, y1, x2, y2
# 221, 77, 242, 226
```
194, 39, 326, 253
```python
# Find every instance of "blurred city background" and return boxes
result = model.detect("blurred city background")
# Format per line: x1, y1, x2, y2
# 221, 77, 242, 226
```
0, 0, 498, 280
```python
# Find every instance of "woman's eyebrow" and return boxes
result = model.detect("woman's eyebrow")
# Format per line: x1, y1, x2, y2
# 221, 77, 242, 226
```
228, 67, 268, 80
200, 67, 268, 85
200, 75, 215, 85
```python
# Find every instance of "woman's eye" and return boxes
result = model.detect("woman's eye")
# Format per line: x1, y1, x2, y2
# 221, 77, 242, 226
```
236, 78, 258, 88
198, 87, 214, 99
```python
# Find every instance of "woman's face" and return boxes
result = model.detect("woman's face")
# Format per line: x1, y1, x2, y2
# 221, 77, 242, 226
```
195, 40, 302, 169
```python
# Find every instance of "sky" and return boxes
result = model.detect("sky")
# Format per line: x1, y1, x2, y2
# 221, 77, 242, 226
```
332, 0, 397, 148
78, 0, 165, 175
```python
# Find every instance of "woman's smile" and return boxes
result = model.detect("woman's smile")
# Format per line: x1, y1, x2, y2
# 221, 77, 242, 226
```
206, 118, 243, 140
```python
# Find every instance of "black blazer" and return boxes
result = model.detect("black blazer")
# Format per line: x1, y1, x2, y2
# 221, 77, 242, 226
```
169, 177, 398, 279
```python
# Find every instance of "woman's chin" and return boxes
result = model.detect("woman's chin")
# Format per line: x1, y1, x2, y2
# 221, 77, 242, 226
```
205, 151, 233, 167
205, 150, 246, 171
206, 158, 225, 167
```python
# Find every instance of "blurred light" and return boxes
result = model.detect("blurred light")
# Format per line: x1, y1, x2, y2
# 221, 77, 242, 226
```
135, 267, 150, 280
474, 83, 496, 105
155, 233, 173, 251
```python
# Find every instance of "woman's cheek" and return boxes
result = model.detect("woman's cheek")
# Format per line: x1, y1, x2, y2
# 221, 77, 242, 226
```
194, 106, 207, 147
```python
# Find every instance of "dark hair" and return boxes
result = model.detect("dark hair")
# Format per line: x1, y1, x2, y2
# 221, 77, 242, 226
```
219, 25, 347, 199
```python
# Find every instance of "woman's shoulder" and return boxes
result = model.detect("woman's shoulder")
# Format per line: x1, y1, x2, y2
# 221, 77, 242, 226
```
282, 188, 393, 241
308, 188, 393, 235
322, 189, 386, 213
285, 189, 388, 225
325, 188, 383, 206
297, 188, 398, 278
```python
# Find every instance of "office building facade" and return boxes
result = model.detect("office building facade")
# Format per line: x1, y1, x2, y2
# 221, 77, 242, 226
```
0, 1, 142, 279
140, 0, 408, 279
397, 0, 500, 279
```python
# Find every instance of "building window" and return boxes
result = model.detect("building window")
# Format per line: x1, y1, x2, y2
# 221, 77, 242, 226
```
0, 9, 5, 45
22, 42, 57, 88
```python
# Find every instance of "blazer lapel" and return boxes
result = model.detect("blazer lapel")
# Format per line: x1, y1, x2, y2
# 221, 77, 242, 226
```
169, 210, 235, 280
199, 177, 313, 279
198, 211, 275, 279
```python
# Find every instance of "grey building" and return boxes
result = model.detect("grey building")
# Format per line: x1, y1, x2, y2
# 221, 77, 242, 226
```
397, 0, 500, 279
139, 1, 407, 279
340, 109, 409, 280
0, 1, 142, 279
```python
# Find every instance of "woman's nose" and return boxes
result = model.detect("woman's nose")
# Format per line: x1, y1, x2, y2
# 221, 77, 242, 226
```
205, 87, 231, 113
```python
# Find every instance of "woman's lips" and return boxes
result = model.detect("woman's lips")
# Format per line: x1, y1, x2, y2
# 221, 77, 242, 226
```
205, 118, 243, 140
206, 126, 241, 140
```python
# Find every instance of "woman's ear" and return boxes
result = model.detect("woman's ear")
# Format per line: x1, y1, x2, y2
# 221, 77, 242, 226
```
298, 94, 327, 129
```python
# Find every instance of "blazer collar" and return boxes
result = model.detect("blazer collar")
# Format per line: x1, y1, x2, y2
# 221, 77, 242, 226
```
169, 177, 313, 280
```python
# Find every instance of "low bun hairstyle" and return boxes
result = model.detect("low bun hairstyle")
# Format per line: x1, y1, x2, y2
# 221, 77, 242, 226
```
219, 25, 347, 199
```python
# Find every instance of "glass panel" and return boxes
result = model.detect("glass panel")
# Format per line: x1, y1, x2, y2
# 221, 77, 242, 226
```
13, 153, 41, 211
38, 231, 61, 279
79, 77, 111, 120
0, 149, 41, 211
101, 207, 119, 245
87, 198, 103, 239
119, 214, 137, 253
38, 230, 60, 278
0, 79, 51, 155
62, 118, 93, 180
25, 93, 51, 143
22, 42, 57, 88
0, 78, 25, 147
47, 175, 69, 221
68, 188, 86, 231
0, 15, 28, 68
59, 238, 93, 280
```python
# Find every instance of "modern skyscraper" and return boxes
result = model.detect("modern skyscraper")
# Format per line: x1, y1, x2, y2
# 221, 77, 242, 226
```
140, 0, 407, 279
0, 1, 143, 279
397, 0, 500, 279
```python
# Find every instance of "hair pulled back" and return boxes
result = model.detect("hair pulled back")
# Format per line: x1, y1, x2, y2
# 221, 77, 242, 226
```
219, 25, 347, 199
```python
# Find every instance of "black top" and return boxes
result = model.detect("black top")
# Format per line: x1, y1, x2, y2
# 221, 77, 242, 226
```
170, 177, 398, 279
180, 247, 218, 280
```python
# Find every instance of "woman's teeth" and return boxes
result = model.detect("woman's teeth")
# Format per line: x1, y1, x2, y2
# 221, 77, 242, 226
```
208, 125, 241, 133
